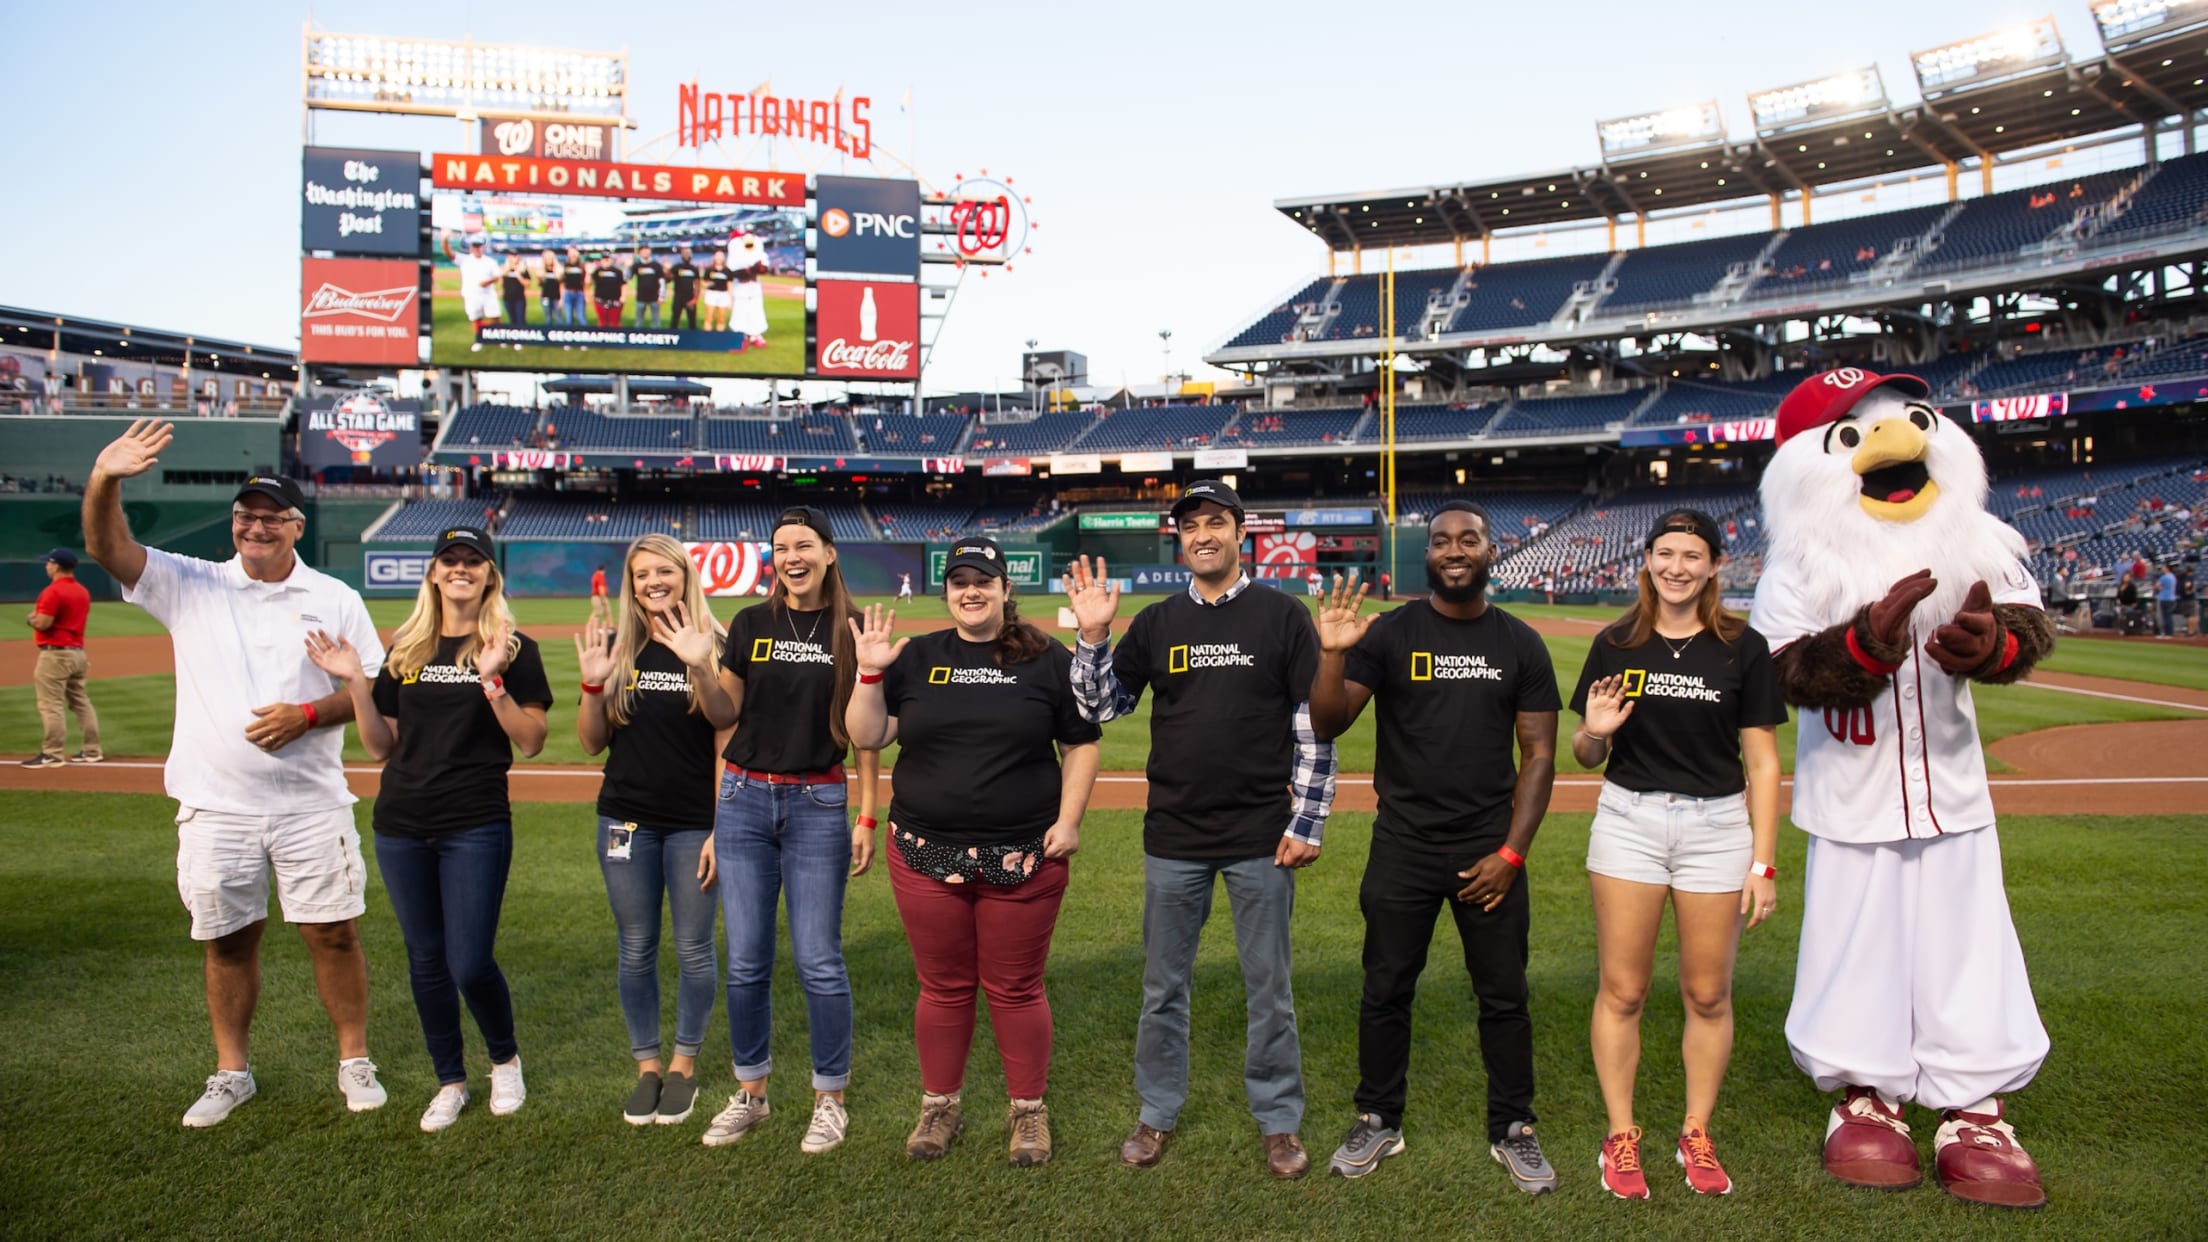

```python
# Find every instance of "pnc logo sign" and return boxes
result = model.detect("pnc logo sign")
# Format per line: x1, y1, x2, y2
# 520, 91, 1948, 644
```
821, 208, 852, 238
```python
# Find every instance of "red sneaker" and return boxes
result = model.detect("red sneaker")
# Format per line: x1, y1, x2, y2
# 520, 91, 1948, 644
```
1934, 1100, 2046, 1209
1676, 1120, 1733, 1195
1599, 1126, 1650, 1199
1823, 1085, 1922, 1189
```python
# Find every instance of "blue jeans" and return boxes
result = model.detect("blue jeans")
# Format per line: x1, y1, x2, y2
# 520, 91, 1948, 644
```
714, 770, 854, 1091
1135, 853, 1303, 1134
375, 822, 519, 1086
540, 296, 557, 327
559, 290, 586, 326
598, 817, 719, 1061
636, 300, 662, 328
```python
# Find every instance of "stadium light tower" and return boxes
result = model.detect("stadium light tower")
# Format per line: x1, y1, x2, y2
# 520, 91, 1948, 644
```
1159, 329, 1174, 387
1025, 337, 1039, 412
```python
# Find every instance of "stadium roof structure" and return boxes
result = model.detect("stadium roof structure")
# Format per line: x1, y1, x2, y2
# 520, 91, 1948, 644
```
1280, 11, 2208, 252
0, 305, 298, 374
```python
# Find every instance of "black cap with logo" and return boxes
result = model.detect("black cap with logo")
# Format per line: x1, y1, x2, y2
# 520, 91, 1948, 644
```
234, 474, 306, 514
1168, 480, 1245, 522
434, 525, 497, 561
43, 547, 78, 570
775, 505, 837, 545
1645, 508, 1725, 557
944, 536, 1008, 579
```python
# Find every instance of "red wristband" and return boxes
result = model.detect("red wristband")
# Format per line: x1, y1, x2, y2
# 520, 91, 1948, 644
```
856, 815, 878, 829
1993, 629, 2019, 673
1496, 845, 1525, 869
580, 681, 605, 695
483, 674, 505, 699
1845, 627, 1904, 676
857, 671, 884, 684
1748, 860, 1777, 880
299, 702, 318, 729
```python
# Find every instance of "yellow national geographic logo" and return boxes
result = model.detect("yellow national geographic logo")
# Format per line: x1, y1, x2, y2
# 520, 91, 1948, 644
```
1410, 652, 1433, 681
750, 638, 774, 662
1621, 668, 1647, 697
626, 667, 642, 691
1168, 644, 1189, 674
929, 666, 952, 684
402, 667, 422, 685
444, 529, 466, 541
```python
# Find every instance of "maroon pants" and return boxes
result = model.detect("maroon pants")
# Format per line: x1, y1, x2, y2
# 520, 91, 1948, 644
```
888, 847, 1068, 1099
595, 301, 623, 327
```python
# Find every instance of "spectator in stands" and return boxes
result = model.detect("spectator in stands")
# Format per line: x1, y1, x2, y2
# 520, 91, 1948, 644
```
85, 442, 390, 1129
21, 547, 102, 769
574, 534, 732, 1127
2156, 562, 2180, 637
307, 524, 550, 1133
1569, 510, 1782, 1198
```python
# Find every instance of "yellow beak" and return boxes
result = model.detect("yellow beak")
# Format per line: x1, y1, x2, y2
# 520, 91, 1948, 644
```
1850, 416, 1940, 521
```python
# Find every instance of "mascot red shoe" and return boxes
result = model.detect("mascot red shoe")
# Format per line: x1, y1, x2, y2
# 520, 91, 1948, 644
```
1751, 369, 2055, 1209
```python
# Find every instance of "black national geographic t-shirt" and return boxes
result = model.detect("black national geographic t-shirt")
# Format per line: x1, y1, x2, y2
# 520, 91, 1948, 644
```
372, 633, 554, 837
632, 260, 665, 302
883, 630, 1101, 848
1112, 586, 1319, 861
722, 601, 850, 774
591, 267, 625, 302
1570, 623, 1787, 798
671, 262, 701, 301
1345, 601, 1561, 853
599, 639, 722, 830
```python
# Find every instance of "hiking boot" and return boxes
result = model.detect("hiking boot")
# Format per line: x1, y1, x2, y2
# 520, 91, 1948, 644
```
906, 1092, 962, 1161
1119, 1121, 1171, 1167
181, 1069, 256, 1129
1008, 1098, 1052, 1166
624, 1072, 662, 1126
1328, 1113, 1406, 1179
1491, 1120, 1558, 1194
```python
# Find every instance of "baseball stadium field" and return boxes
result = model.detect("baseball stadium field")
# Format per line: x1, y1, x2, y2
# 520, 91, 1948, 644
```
2, 596, 2202, 1237
428, 264, 809, 377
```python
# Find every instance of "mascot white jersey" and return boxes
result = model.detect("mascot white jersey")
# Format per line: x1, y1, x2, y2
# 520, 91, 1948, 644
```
1750, 368, 2057, 1210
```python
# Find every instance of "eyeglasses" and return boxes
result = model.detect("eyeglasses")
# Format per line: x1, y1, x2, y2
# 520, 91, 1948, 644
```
232, 510, 298, 530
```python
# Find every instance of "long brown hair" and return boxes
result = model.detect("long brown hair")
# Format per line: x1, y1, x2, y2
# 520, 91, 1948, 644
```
979, 582, 1052, 667
606, 533, 725, 729
768, 527, 857, 750
1603, 564, 1746, 651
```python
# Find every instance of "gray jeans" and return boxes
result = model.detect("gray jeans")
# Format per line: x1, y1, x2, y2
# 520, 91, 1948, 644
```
1135, 853, 1303, 1134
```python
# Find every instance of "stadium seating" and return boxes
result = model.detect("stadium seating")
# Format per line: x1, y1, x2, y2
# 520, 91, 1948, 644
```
1390, 268, 1465, 340
969, 411, 1097, 456
703, 412, 857, 454
1918, 167, 2141, 274
1225, 407, 1368, 446
546, 409, 695, 452
1495, 484, 1760, 590
1750, 204, 1951, 298
1391, 403, 1502, 443
442, 404, 540, 448
370, 497, 503, 542
1451, 254, 1612, 333
1223, 277, 1334, 348
2098, 153, 2208, 240
1075, 405, 1238, 452
968, 502, 1061, 532
849, 412, 970, 453
689, 500, 869, 542
498, 496, 685, 540
872, 500, 975, 540
1486, 390, 1647, 438
1604, 233, 1773, 314
1630, 374, 1796, 426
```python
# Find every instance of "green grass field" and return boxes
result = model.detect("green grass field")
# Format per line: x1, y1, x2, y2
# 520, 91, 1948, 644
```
429, 265, 806, 376
0, 793, 2199, 1238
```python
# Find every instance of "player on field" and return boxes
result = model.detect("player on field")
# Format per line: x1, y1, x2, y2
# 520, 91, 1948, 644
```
1063, 480, 1335, 1181
444, 232, 503, 352
1568, 510, 1786, 1199
83, 429, 389, 1129
1307, 501, 1562, 1194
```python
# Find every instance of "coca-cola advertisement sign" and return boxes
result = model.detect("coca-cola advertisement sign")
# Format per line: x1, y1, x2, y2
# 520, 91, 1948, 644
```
684, 541, 776, 597
299, 257, 420, 365
814, 280, 919, 379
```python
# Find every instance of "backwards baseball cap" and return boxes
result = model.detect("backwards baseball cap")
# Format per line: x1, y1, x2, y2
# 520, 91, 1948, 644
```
944, 536, 1008, 579
433, 525, 496, 561
43, 547, 78, 570
1645, 508, 1724, 557
774, 505, 836, 544
1774, 368, 1931, 447
234, 474, 306, 513
1169, 480, 1245, 522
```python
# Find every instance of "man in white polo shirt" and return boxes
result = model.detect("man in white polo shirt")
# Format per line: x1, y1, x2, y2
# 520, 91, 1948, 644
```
82, 420, 390, 1128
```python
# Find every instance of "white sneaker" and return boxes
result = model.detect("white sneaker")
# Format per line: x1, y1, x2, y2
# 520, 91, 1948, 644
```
421, 1084, 469, 1132
338, 1057, 387, 1112
181, 1069, 256, 1128
489, 1056, 526, 1116
802, 1094, 849, 1154
702, 1091, 770, 1147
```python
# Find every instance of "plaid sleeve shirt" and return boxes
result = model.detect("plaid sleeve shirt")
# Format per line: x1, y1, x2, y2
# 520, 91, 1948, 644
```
1069, 573, 1337, 847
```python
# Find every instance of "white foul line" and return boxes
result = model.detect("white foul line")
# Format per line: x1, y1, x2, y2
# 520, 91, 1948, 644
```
2014, 678, 2208, 714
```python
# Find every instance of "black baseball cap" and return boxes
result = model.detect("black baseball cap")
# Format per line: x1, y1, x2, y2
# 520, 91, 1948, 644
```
1646, 508, 1724, 557
774, 505, 836, 544
944, 536, 1007, 579
433, 525, 497, 561
1169, 480, 1245, 522
43, 547, 78, 570
235, 474, 306, 513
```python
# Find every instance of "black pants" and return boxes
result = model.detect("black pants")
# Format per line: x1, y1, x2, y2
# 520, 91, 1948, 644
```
1354, 836, 1534, 1139
670, 295, 698, 330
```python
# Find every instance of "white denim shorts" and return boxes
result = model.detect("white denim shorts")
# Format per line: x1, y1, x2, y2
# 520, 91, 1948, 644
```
175, 805, 366, 940
1586, 780, 1753, 894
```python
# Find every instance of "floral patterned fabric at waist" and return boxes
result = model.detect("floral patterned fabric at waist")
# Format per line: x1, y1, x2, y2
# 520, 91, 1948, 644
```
891, 823, 1048, 886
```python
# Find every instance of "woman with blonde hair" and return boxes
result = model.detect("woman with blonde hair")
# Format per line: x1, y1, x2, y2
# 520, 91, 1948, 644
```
1567, 510, 1785, 1198
307, 525, 552, 1133
575, 533, 731, 1126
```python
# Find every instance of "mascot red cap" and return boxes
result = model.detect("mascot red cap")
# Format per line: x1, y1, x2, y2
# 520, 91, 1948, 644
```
1774, 368, 1931, 446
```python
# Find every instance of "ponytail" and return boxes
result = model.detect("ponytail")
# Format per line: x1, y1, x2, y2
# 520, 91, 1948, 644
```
993, 586, 1052, 668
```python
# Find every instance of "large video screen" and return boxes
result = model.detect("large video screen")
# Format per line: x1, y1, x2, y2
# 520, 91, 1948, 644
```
427, 193, 807, 375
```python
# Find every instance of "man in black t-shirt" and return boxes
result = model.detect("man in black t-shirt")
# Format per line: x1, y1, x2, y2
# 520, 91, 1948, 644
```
629, 245, 666, 329
668, 246, 701, 331
590, 255, 626, 329
1308, 500, 1562, 1193
1064, 480, 1335, 1181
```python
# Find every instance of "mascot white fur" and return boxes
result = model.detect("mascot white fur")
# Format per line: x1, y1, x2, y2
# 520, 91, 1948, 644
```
1750, 368, 2056, 1209
726, 230, 771, 346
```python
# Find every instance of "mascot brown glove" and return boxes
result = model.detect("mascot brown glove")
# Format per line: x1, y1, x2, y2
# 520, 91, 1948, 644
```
1849, 568, 1937, 672
1925, 581, 2004, 676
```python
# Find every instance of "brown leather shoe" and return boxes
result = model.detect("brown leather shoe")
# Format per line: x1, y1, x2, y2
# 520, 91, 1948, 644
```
1119, 1121, 1171, 1167
1265, 1131, 1310, 1179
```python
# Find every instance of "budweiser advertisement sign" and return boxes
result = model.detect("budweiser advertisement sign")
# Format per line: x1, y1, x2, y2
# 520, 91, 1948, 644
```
431, 152, 802, 206
478, 118, 613, 162
814, 279, 919, 379
299, 257, 420, 365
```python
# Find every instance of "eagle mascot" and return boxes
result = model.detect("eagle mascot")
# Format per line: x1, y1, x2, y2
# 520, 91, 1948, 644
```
1750, 368, 2056, 1209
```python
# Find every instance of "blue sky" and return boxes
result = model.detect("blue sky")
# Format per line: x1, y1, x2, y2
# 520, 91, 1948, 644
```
0, 0, 2129, 395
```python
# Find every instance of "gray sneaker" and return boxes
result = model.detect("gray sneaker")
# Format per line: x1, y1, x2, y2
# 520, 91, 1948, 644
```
702, 1091, 770, 1147
181, 1069, 256, 1128
1491, 1120, 1558, 1194
1329, 1113, 1406, 1179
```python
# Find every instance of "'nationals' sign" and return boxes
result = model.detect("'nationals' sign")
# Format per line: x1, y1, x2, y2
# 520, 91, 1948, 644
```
299, 257, 420, 366
676, 84, 873, 158
431, 153, 802, 206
